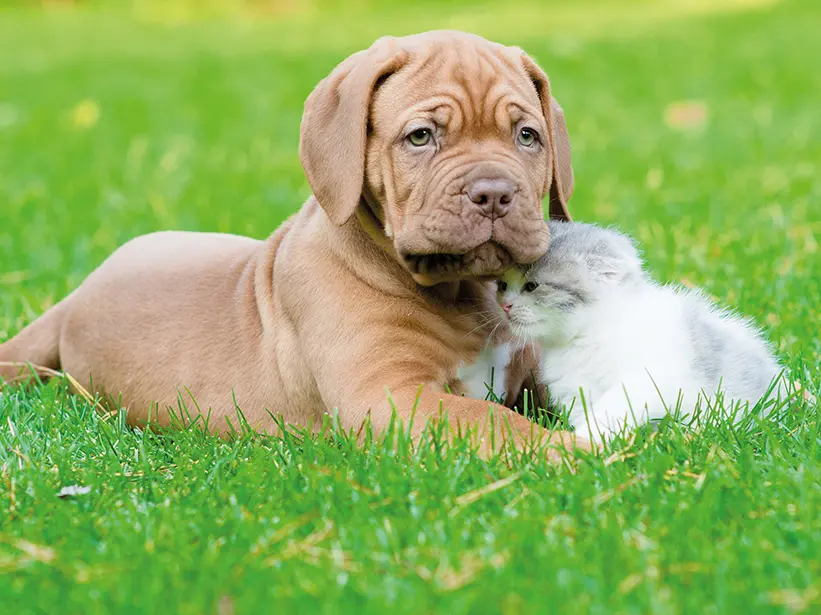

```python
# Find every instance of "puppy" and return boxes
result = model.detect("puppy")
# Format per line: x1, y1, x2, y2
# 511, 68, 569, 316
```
0, 31, 587, 459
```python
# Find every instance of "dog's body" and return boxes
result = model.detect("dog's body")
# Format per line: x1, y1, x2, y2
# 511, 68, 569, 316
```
1, 206, 490, 433
1, 31, 587, 457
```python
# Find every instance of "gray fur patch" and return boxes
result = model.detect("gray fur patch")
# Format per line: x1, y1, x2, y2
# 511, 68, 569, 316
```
685, 307, 725, 382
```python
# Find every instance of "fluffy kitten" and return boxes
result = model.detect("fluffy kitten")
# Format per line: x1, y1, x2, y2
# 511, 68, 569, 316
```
463, 220, 786, 444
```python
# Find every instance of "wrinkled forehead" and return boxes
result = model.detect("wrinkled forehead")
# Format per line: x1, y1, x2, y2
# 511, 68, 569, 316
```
371, 39, 545, 129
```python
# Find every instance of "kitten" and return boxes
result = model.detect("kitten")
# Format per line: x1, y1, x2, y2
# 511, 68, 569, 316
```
463, 220, 786, 444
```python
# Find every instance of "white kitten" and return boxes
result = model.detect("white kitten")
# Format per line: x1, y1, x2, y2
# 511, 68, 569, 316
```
464, 220, 786, 444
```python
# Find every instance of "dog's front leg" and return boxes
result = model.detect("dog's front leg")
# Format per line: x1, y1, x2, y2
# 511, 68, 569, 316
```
331, 384, 590, 463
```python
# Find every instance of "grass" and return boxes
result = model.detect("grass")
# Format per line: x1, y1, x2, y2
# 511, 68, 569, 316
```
1, 0, 820, 612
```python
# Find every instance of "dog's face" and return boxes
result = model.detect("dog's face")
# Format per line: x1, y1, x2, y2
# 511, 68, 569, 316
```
300, 31, 574, 285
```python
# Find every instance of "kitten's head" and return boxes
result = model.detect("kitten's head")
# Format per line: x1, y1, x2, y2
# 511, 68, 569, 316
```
497, 221, 645, 341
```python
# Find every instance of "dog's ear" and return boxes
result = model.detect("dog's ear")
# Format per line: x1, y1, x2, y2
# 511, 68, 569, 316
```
520, 53, 574, 222
504, 342, 549, 414
300, 38, 409, 226
547, 96, 574, 221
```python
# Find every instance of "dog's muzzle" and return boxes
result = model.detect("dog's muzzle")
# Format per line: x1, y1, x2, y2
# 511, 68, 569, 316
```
400, 242, 515, 284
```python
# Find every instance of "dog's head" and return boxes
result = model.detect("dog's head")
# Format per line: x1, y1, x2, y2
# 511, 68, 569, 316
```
300, 30, 574, 285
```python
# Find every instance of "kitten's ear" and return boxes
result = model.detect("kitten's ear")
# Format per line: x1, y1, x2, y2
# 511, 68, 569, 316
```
586, 254, 641, 284
601, 268, 623, 283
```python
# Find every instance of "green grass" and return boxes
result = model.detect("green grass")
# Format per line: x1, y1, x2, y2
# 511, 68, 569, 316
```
2, 0, 821, 612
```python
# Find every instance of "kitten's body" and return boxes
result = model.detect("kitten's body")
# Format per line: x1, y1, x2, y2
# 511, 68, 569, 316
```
461, 221, 784, 443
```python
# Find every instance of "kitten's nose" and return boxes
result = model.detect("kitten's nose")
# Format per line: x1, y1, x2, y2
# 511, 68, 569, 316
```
465, 179, 516, 218
501, 303, 513, 315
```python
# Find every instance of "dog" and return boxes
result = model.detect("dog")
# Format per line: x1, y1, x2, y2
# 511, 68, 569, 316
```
0, 30, 588, 459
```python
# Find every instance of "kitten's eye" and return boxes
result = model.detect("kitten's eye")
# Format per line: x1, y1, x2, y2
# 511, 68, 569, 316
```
517, 127, 539, 148
407, 128, 433, 147
497, 280, 507, 292
523, 281, 539, 292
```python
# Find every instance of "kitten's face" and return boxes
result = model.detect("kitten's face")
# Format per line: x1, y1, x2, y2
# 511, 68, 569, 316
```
495, 220, 645, 343
496, 257, 595, 341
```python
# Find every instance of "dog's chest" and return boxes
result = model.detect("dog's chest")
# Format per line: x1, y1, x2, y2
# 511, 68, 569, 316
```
448, 300, 503, 397
457, 342, 511, 401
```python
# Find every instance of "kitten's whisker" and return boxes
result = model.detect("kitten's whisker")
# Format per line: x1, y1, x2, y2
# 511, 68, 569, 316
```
487, 321, 504, 343
462, 316, 502, 341
511, 323, 531, 351
465, 310, 503, 327
458, 306, 508, 341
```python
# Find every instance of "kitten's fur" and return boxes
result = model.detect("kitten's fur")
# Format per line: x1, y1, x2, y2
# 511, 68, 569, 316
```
461, 221, 785, 443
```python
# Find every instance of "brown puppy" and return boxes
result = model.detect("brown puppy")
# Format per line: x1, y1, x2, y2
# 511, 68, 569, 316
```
0, 31, 587, 458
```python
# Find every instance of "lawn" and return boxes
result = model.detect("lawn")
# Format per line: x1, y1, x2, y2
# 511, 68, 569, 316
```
1, 0, 820, 612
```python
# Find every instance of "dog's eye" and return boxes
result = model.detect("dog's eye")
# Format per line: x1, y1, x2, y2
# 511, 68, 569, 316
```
497, 280, 507, 292
523, 281, 539, 292
517, 128, 538, 147
408, 128, 433, 147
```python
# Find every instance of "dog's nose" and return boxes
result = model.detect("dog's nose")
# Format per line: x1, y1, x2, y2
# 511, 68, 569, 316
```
465, 179, 516, 217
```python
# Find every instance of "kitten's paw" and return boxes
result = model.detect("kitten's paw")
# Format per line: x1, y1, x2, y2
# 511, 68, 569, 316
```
569, 413, 615, 447
570, 401, 644, 446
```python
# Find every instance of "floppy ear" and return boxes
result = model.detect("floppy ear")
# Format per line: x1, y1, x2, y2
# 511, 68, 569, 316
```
299, 38, 409, 226
504, 342, 549, 414
520, 53, 575, 222
547, 97, 574, 220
